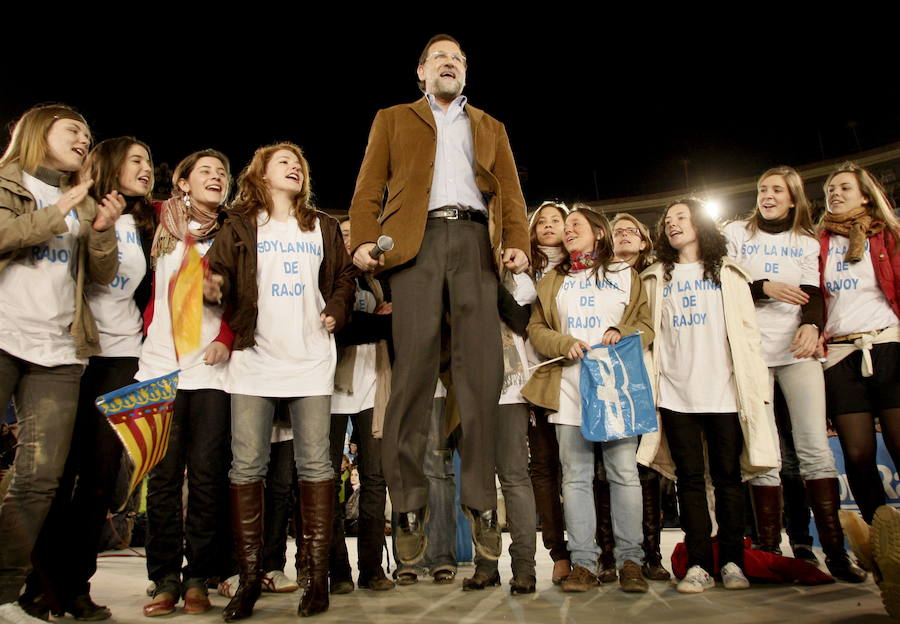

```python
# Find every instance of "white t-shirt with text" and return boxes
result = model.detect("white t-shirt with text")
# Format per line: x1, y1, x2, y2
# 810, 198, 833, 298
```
658, 262, 737, 413
550, 264, 632, 427
724, 221, 819, 367
227, 215, 335, 397
823, 234, 899, 337
0, 172, 82, 366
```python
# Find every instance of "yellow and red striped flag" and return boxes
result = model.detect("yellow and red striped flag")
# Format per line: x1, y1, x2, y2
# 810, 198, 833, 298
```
95, 371, 179, 508
168, 236, 207, 360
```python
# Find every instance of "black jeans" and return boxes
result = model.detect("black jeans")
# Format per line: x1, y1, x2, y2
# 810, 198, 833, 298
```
660, 408, 745, 571
329, 408, 388, 579
145, 389, 232, 583
28, 356, 136, 604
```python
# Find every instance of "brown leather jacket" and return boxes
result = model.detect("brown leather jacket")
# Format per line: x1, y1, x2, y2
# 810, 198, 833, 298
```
0, 162, 119, 358
205, 209, 356, 350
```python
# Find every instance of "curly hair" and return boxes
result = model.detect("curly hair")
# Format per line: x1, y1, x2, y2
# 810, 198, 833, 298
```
232, 142, 316, 232
655, 198, 727, 285
556, 204, 618, 285
528, 201, 569, 277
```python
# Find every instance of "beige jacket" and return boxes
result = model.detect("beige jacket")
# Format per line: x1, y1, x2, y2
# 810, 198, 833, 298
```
0, 162, 118, 359
640, 259, 778, 480
521, 265, 654, 411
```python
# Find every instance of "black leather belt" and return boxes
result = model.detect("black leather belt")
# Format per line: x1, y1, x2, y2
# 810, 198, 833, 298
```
427, 207, 487, 226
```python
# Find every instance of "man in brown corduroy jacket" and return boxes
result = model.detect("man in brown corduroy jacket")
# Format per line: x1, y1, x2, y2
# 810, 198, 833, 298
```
348, 33, 530, 567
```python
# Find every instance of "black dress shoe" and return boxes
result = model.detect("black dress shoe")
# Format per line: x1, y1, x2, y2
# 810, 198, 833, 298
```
65, 594, 112, 621
18, 592, 51, 621
826, 553, 868, 583
462, 570, 501, 591
509, 574, 536, 595
395, 507, 429, 565
463, 507, 502, 560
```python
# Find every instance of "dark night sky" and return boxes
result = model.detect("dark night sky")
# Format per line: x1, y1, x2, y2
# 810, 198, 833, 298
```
4, 20, 899, 212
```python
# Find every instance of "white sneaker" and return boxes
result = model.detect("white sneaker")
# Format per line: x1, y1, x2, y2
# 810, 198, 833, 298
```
720, 562, 750, 590
262, 570, 298, 593
218, 574, 241, 597
676, 565, 715, 594
0, 603, 49, 624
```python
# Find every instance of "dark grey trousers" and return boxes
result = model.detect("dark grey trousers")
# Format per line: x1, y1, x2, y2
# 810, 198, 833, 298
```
0, 351, 81, 604
383, 218, 502, 513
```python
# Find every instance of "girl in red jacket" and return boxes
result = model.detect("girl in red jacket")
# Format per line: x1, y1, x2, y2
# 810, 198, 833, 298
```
818, 162, 900, 524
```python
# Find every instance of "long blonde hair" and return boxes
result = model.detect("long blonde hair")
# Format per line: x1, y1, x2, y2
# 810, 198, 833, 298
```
0, 104, 90, 173
821, 161, 900, 247
747, 166, 815, 237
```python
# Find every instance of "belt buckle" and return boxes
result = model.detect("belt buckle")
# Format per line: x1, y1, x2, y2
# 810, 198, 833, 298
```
445, 208, 460, 220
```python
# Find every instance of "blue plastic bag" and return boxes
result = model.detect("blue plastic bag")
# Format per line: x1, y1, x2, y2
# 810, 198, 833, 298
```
579, 332, 657, 442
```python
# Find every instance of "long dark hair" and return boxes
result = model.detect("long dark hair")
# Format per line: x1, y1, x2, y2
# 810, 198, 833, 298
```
655, 198, 727, 285
557, 205, 618, 285
83, 136, 156, 237
528, 201, 568, 277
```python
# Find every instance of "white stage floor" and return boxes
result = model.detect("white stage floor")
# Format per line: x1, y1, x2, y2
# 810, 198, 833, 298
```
89, 530, 890, 623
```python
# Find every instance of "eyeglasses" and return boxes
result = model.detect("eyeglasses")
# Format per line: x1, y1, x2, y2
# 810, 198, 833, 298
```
613, 227, 641, 238
425, 51, 467, 66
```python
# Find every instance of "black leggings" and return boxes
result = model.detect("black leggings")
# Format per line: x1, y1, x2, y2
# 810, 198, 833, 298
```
831, 408, 900, 523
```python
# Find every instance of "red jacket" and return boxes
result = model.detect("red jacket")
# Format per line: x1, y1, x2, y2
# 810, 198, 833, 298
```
818, 229, 900, 337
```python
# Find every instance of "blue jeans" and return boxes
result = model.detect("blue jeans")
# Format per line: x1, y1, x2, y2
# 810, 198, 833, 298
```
230, 395, 332, 484
556, 424, 642, 570
394, 397, 457, 575
0, 352, 81, 604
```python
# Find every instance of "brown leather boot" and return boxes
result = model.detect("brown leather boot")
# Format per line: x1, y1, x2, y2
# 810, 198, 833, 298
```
298, 480, 333, 617
223, 482, 264, 622
806, 478, 867, 583
751, 485, 784, 554
293, 494, 308, 588
640, 472, 671, 580
593, 478, 617, 583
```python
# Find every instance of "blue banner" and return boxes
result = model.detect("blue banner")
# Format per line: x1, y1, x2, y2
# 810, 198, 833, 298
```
579, 333, 657, 442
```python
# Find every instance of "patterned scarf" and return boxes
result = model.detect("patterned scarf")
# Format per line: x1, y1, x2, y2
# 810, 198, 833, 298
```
570, 250, 597, 271
822, 206, 885, 263
150, 195, 220, 263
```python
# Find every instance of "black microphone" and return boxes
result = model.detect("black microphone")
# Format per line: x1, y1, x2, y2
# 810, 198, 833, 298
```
368, 235, 395, 259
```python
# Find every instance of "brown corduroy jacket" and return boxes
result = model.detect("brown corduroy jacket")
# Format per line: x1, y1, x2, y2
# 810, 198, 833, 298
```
348, 97, 530, 273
